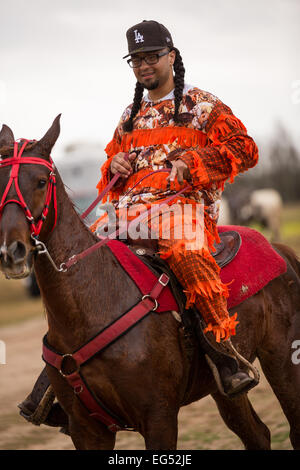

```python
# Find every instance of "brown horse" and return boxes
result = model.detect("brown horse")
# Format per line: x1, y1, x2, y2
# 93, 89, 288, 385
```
0, 116, 300, 450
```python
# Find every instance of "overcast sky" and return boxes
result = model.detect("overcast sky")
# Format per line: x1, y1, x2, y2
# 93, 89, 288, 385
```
1, 0, 299, 164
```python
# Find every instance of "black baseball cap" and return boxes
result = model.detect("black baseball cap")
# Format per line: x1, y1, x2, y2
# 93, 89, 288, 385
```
122, 20, 174, 59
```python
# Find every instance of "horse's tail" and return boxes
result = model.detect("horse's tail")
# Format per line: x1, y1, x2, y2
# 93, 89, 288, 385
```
272, 242, 300, 278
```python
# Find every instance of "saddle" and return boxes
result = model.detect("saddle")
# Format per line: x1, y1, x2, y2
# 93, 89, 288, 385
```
101, 218, 241, 270
210, 230, 241, 268
126, 230, 242, 270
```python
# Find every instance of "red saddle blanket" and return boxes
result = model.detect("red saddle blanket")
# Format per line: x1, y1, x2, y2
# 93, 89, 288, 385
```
107, 225, 287, 312
218, 225, 286, 308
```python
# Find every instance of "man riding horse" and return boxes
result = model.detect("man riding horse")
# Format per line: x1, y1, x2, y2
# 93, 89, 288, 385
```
19, 20, 259, 429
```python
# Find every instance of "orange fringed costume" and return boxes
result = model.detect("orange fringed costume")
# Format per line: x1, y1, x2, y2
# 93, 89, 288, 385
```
92, 85, 258, 341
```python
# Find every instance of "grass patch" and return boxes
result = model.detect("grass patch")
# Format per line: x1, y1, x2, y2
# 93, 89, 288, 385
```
272, 431, 290, 443
180, 429, 220, 444
282, 220, 300, 238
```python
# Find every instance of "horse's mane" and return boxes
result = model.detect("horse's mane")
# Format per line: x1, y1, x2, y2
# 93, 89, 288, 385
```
0, 140, 38, 156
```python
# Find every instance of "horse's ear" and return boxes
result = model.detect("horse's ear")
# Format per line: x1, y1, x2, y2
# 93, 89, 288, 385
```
36, 114, 61, 156
0, 124, 15, 149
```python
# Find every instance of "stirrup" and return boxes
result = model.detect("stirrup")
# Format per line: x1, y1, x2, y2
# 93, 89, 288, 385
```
205, 339, 260, 398
223, 371, 258, 398
206, 354, 258, 398
226, 339, 260, 384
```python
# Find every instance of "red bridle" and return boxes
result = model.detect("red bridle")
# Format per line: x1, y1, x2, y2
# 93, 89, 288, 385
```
0, 140, 57, 238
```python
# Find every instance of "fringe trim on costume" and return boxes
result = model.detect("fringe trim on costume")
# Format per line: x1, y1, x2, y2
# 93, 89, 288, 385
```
105, 126, 207, 157
185, 151, 211, 187
157, 240, 186, 260
97, 115, 258, 202
157, 212, 220, 263
183, 279, 230, 308
98, 126, 207, 201
207, 113, 257, 184
208, 114, 247, 142
158, 249, 173, 260
203, 313, 239, 343
204, 212, 220, 250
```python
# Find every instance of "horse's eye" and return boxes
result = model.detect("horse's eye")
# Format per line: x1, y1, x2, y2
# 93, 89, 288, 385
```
37, 179, 47, 189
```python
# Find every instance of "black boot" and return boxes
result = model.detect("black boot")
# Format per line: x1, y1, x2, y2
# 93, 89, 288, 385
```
18, 367, 69, 429
218, 365, 257, 397
193, 312, 258, 397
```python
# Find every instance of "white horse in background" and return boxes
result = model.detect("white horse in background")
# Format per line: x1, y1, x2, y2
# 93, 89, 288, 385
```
221, 189, 283, 242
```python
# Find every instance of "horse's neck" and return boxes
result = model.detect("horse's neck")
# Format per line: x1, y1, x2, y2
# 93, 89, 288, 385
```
41, 174, 96, 270
34, 174, 116, 349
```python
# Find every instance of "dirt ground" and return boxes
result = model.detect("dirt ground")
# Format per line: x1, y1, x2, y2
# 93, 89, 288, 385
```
0, 315, 293, 450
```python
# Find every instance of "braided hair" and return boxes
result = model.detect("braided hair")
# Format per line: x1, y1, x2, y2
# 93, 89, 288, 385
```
172, 47, 185, 124
123, 81, 144, 132
122, 48, 185, 132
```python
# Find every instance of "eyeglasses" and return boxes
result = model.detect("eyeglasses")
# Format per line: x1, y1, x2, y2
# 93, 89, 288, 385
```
127, 50, 170, 68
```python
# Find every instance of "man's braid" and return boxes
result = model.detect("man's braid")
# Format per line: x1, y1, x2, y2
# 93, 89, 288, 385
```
122, 81, 144, 132
122, 48, 185, 132
172, 48, 185, 124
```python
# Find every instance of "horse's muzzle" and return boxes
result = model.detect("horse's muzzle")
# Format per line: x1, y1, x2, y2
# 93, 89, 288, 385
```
0, 240, 33, 279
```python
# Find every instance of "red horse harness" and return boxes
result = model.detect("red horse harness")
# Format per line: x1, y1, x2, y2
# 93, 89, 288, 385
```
0, 141, 182, 433
43, 269, 175, 433
0, 140, 57, 238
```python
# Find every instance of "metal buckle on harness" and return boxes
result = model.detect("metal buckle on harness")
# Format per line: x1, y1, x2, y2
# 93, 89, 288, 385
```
59, 353, 80, 378
158, 273, 169, 287
141, 295, 158, 311
107, 423, 122, 433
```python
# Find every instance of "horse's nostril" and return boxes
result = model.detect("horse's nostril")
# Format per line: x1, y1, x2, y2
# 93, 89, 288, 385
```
7, 241, 27, 264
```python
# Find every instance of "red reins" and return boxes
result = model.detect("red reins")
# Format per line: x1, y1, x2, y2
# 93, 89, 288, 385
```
0, 140, 57, 238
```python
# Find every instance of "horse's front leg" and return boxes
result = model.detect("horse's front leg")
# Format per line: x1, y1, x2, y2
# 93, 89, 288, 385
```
211, 390, 271, 450
68, 412, 116, 450
45, 367, 116, 449
142, 407, 179, 450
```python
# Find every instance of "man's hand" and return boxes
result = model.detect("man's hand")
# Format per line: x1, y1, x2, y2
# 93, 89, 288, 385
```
167, 159, 191, 185
110, 152, 137, 178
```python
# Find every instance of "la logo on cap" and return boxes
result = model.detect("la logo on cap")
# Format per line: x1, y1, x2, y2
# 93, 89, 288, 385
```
134, 29, 144, 44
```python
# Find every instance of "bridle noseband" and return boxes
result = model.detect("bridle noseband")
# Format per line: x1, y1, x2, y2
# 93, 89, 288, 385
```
0, 140, 57, 239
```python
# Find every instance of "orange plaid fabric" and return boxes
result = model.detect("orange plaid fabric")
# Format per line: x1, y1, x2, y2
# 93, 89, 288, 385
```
153, 201, 239, 342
